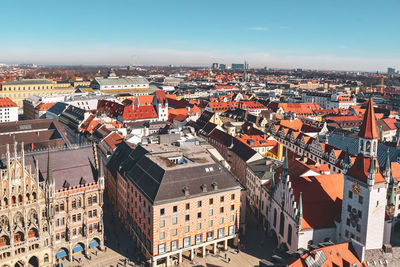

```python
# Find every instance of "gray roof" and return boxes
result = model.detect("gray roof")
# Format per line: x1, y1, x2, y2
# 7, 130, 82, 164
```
108, 142, 242, 205
47, 102, 69, 116
25, 146, 97, 190
323, 134, 400, 167
3, 79, 53, 85
95, 76, 149, 86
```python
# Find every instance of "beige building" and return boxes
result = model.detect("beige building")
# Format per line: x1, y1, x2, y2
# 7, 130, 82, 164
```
0, 143, 104, 267
0, 79, 75, 108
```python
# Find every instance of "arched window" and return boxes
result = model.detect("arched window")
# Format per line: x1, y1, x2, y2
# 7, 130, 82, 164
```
77, 198, 81, 208
88, 196, 92, 206
366, 141, 371, 152
18, 195, 23, 204
44, 254, 49, 263
279, 212, 285, 236
287, 224, 292, 245
4, 198, 8, 206
93, 194, 97, 204
273, 209, 277, 227
32, 192, 37, 200
360, 140, 363, 152
11, 196, 16, 205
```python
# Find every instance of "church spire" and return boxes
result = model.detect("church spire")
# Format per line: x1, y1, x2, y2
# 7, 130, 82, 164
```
282, 148, 289, 182
298, 192, 303, 218
47, 150, 53, 185
359, 98, 379, 139
384, 149, 392, 183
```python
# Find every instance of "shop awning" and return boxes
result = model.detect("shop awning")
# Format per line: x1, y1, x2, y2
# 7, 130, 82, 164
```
89, 240, 99, 248
73, 245, 83, 254
56, 250, 67, 259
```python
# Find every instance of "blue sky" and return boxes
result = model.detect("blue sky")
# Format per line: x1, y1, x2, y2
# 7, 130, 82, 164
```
1, 0, 399, 71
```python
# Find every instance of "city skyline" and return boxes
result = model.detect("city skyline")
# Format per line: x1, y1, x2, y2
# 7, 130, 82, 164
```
1, 0, 400, 71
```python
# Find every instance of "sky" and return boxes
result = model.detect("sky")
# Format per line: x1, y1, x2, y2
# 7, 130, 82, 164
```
1, 0, 400, 71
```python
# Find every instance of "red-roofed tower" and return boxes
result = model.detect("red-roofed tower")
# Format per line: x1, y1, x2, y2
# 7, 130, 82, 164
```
358, 98, 379, 158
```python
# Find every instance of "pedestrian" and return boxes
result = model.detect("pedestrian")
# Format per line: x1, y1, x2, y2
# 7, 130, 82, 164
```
228, 258, 231, 263
225, 253, 226, 259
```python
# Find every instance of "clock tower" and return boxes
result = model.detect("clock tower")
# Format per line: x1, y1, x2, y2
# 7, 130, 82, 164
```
339, 98, 388, 249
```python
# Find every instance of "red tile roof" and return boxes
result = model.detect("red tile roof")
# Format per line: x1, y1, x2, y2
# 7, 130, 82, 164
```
135, 95, 154, 106
0, 97, 17, 108
103, 131, 125, 150
359, 98, 379, 139
36, 102, 56, 111
278, 103, 321, 115
236, 135, 277, 148
289, 242, 362, 267
347, 155, 385, 184
122, 105, 158, 121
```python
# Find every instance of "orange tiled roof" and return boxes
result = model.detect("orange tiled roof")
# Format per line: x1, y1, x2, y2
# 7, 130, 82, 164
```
236, 135, 277, 148
347, 155, 385, 184
122, 105, 158, 121
280, 119, 304, 131
135, 95, 154, 106
103, 131, 125, 150
0, 97, 17, 108
36, 102, 56, 111
289, 242, 362, 267
278, 102, 321, 115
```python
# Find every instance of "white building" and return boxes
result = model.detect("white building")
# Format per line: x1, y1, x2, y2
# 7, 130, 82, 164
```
301, 91, 356, 109
0, 97, 18, 122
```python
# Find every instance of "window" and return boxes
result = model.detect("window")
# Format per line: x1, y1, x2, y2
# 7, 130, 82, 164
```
220, 196, 224, 202
229, 225, 235, 236
356, 224, 361, 232
358, 196, 363, 204
160, 220, 165, 228
218, 228, 225, 238
348, 191, 353, 199
197, 201, 202, 207
185, 215, 190, 221
197, 223, 202, 230
185, 225, 190, 233
186, 203, 190, 210
209, 198, 214, 205
72, 200, 76, 209
377, 201, 379, 206
209, 220, 213, 227
195, 234, 202, 244
172, 229, 177, 236
171, 240, 178, 251
183, 237, 191, 248
209, 209, 213, 216
273, 209, 277, 227
158, 243, 166, 254
220, 207, 224, 213
279, 212, 285, 236
198, 212, 202, 219
159, 232, 165, 240
173, 206, 178, 213
72, 215, 76, 222
347, 205, 351, 212
160, 208, 165, 216
77, 213, 81, 221
219, 218, 224, 224
231, 194, 235, 200
230, 215, 235, 222
172, 217, 178, 225
346, 219, 350, 226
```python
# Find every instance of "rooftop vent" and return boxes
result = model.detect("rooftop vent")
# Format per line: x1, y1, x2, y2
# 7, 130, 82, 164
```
211, 182, 218, 190
200, 184, 207, 192
182, 186, 189, 196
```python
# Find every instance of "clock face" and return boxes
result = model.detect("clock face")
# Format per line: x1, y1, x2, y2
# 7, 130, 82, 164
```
352, 182, 361, 195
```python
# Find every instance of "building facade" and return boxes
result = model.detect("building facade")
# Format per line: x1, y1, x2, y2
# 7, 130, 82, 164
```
0, 97, 18, 122
0, 143, 104, 267
106, 142, 242, 267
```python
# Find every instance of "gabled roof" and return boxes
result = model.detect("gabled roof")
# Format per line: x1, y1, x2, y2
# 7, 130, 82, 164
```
359, 98, 379, 139
0, 97, 17, 108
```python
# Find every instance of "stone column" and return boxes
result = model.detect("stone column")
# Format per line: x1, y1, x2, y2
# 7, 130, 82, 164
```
178, 252, 182, 264
223, 240, 228, 251
190, 248, 194, 260
202, 246, 206, 257
151, 258, 157, 267
166, 255, 170, 267
213, 243, 217, 254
